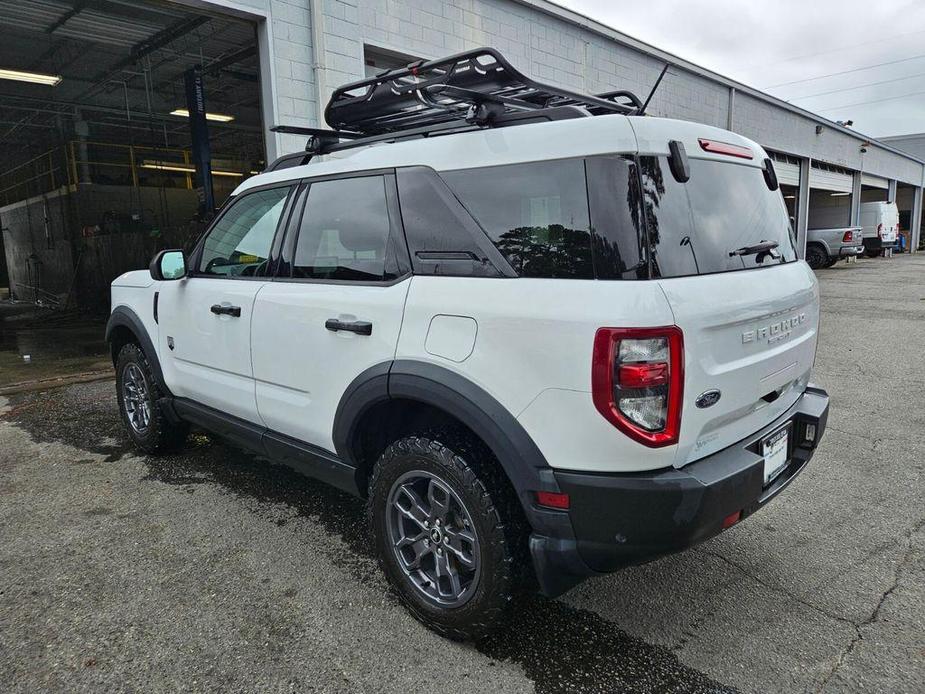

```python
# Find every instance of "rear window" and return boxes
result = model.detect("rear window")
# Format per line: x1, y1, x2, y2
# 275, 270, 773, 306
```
640, 157, 797, 278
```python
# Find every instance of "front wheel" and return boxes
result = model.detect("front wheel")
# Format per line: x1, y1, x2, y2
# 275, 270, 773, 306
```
368, 433, 521, 640
115, 343, 188, 453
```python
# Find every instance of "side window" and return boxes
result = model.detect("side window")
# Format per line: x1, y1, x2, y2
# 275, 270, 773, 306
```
441, 159, 594, 279
198, 186, 290, 277
292, 175, 402, 281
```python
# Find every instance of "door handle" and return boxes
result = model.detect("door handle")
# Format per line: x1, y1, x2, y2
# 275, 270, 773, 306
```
325, 318, 372, 336
211, 304, 242, 317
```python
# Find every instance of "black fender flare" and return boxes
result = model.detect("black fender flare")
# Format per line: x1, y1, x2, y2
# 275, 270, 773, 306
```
105, 306, 170, 395
332, 359, 565, 531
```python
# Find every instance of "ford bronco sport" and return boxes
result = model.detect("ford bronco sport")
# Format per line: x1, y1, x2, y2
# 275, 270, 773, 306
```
107, 49, 829, 640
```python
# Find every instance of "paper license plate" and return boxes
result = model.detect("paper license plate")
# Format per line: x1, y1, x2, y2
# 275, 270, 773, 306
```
762, 425, 790, 485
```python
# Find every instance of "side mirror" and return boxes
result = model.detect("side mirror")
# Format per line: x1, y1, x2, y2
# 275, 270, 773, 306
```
150, 249, 187, 281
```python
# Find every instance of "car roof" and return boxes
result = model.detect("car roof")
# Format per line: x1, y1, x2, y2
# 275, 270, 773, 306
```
234, 114, 768, 196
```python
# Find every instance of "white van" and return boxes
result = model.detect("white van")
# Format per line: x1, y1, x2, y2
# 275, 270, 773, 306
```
859, 201, 899, 256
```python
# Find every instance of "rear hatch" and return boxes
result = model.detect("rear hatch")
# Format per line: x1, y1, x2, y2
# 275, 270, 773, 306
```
629, 120, 819, 466
882, 204, 899, 243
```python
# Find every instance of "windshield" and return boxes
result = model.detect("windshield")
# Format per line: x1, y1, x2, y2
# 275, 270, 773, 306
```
640, 157, 797, 278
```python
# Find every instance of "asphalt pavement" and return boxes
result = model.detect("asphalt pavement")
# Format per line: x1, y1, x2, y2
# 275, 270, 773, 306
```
1, 254, 923, 693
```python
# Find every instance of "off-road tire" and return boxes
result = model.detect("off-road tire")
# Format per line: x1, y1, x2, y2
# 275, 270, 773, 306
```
115, 343, 188, 453
368, 430, 524, 641
805, 244, 827, 270
823, 256, 839, 268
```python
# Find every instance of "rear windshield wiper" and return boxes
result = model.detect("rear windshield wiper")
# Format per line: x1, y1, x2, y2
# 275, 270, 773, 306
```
729, 240, 780, 263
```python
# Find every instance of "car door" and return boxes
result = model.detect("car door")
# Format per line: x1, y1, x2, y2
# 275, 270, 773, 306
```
157, 184, 294, 423
252, 172, 411, 451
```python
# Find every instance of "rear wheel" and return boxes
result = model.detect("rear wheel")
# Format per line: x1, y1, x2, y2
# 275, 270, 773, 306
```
115, 343, 188, 453
368, 432, 521, 640
866, 249, 882, 258
805, 244, 828, 269
823, 256, 839, 268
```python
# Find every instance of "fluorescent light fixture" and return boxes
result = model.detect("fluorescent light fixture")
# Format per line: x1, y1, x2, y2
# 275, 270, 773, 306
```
170, 108, 235, 123
140, 161, 243, 177
784, 195, 796, 199
0, 68, 62, 86
829, 192, 851, 197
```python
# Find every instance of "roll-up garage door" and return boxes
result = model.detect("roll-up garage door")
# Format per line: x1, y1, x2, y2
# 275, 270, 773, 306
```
773, 159, 800, 186
861, 173, 889, 189
810, 164, 853, 193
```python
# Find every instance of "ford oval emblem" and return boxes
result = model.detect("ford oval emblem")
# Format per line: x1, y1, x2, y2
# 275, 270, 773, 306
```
696, 389, 722, 409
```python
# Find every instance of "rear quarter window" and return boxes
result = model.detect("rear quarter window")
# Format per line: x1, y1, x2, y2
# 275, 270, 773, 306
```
440, 158, 645, 280
441, 159, 594, 279
641, 157, 797, 278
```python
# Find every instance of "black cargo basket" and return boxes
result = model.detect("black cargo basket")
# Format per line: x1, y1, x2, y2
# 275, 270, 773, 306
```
323, 47, 642, 135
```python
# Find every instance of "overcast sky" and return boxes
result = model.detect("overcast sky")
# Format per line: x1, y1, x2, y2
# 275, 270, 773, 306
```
560, 0, 925, 137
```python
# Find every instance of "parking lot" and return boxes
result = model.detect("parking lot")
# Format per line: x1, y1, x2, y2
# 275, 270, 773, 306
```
1, 255, 923, 694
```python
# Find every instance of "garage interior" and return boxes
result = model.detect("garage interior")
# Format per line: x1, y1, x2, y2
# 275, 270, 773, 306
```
807, 161, 854, 232
0, 0, 265, 311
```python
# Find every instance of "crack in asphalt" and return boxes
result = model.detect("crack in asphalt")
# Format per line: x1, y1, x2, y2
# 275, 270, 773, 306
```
694, 548, 859, 629
813, 516, 925, 693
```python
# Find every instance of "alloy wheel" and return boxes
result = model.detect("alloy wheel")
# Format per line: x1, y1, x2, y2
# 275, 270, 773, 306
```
385, 470, 480, 607
121, 363, 152, 434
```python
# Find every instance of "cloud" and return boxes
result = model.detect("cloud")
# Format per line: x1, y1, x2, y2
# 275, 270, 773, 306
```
560, 0, 925, 135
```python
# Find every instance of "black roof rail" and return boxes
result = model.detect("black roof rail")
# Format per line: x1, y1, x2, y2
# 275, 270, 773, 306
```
324, 47, 641, 135
266, 105, 588, 170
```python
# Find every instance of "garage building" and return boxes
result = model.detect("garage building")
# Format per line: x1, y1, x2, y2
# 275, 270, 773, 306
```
2, 0, 923, 308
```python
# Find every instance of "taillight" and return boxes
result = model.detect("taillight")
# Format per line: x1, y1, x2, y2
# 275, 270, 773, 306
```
591, 326, 684, 447
877, 223, 883, 238
842, 230, 853, 242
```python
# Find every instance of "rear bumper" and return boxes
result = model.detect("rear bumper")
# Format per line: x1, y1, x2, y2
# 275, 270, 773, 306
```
529, 385, 829, 597
839, 245, 864, 257
863, 238, 896, 251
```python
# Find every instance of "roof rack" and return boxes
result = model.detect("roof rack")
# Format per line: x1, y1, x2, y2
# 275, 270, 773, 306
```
265, 48, 647, 171
325, 47, 641, 135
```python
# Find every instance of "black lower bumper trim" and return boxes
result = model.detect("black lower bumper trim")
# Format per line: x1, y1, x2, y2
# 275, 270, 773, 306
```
529, 385, 829, 595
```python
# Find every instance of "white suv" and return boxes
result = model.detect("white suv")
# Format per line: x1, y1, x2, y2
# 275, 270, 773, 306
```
107, 49, 829, 640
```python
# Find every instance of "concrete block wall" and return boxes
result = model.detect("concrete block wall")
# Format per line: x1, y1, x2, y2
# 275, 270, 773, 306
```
260, 0, 922, 185
265, 0, 735, 153
735, 92, 923, 185
201, 0, 923, 224
268, 0, 321, 154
